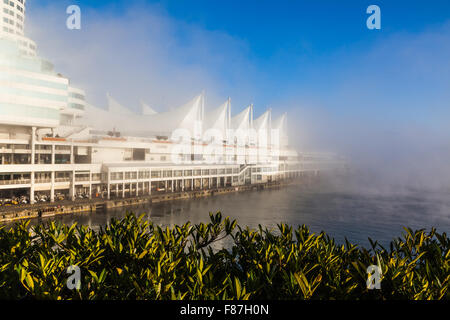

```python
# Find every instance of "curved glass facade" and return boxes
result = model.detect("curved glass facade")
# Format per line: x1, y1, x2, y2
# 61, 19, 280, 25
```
0, 0, 86, 128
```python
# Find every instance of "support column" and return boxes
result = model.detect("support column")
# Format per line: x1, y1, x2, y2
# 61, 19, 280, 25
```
122, 182, 125, 198
51, 144, 55, 165
70, 145, 74, 164
30, 127, 36, 165
30, 171, 35, 204
136, 172, 139, 197
106, 171, 110, 199
89, 172, 92, 199
171, 180, 174, 193
149, 170, 152, 196
69, 170, 75, 201
50, 171, 55, 202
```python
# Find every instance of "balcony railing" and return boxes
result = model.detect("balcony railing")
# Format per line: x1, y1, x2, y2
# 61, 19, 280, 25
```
0, 179, 31, 185
35, 179, 51, 184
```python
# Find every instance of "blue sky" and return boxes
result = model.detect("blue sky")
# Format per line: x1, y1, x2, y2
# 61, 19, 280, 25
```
26, 1, 450, 166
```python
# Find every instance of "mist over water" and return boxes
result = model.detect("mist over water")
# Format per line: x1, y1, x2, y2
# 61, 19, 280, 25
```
18, 172, 450, 249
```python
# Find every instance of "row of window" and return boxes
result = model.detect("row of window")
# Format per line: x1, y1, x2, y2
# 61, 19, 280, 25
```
2, 17, 22, 30
3, 6, 22, 20
3, 0, 23, 13
69, 92, 85, 100
110, 168, 242, 181
2, 26, 22, 36
69, 103, 85, 110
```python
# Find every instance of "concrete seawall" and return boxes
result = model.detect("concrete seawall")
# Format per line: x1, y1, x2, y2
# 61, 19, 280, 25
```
0, 180, 301, 223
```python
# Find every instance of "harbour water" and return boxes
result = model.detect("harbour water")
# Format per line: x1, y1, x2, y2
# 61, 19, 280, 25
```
12, 173, 450, 249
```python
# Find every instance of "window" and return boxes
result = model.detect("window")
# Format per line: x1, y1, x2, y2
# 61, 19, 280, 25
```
174, 170, 183, 177
69, 103, 85, 110
151, 171, 161, 178
70, 92, 85, 100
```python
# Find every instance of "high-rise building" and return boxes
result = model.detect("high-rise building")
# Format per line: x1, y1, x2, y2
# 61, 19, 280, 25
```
0, 0, 36, 56
0, 0, 86, 128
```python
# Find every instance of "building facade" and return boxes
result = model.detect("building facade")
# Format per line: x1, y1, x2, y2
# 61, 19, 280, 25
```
0, 1, 340, 206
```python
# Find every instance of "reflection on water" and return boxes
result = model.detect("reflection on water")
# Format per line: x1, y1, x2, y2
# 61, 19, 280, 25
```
5, 174, 450, 248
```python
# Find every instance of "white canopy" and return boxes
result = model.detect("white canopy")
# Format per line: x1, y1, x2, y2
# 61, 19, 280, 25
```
80, 93, 204, 137
141, 101, 158, 115
272, 113, 288, 147
78, 92, 289, 147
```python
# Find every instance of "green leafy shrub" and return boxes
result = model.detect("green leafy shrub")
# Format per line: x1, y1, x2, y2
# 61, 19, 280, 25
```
0, 213, 448, 300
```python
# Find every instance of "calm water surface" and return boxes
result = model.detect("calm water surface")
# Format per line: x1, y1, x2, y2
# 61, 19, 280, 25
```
7, 174, 450, 248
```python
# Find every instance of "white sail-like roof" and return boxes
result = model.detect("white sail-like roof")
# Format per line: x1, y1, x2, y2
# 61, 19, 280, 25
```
203, 99, 231, 143
272, 113, 288, 147
141, 101, 158, 115
272, 113, 287, 131
107, 93, 135, 115
230, 105, 253, 145
204, 100, 230, 131
81, 103, 120, 131
253, 109, 271, 131
78, 92, 292, 148
231, 105, 251, 131
136, 93, 204, 137
253, 109, 271, 146
80, 93, 204, 136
